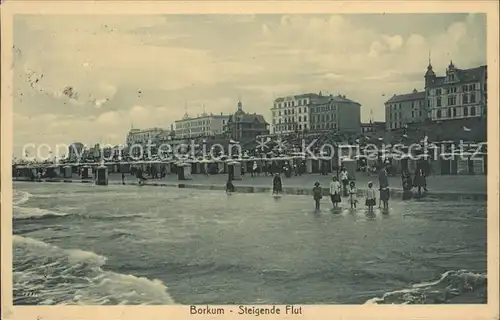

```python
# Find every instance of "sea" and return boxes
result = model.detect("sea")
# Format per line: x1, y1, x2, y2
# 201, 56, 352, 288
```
12, 181, 487, 305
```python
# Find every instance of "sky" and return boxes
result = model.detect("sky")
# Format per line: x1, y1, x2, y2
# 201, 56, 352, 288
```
12, 13, 486, 157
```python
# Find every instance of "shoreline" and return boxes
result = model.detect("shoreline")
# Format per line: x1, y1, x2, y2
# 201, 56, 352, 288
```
12, 177, 487, 201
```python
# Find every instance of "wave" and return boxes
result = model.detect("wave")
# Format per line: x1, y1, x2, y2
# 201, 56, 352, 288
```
13, 190, 33, 206
13, 205, 149, 222
364, 270, 487, 304
13, 235, 175, 305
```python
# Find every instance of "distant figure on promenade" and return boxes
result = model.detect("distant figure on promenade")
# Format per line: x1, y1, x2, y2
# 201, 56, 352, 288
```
378, 164, 390, 209
401, 169, 413, 200
136, 167, 148, 186
121, 172, 125, 185
329, 176, 342, 208
340, 167, 349, 196
272, 173, 283, 195
365, 181, 376, 211
204, 162, 209, 177
252, 161, 258, 177
226, 178, 235, 194
348, 181, 358, 209
312, 182, 323, 211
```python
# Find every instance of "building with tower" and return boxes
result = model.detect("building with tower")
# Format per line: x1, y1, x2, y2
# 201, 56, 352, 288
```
424, 59, 487, 122
224, 101, 269, 143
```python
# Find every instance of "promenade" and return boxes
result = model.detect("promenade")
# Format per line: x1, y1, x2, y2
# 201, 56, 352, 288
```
14, 172, 487, 201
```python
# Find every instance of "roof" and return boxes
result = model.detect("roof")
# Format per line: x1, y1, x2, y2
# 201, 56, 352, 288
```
385, 91, 425, 104
427, 65, 487, 88
274, 92, 329, 103
227, 113, 269, 125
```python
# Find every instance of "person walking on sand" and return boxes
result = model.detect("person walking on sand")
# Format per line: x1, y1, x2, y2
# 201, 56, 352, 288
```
329, 176, 342, 208
312, 182, 323, 211
348, 181, 358, 209
365, 181, 376, 211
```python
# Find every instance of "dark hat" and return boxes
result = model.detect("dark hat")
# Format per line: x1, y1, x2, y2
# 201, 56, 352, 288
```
314, 181, 320, 186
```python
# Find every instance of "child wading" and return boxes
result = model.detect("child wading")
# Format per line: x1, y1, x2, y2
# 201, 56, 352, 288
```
340, 168, 349, 196
329, 176, 342, 208
226, 179, 235, 194
348, 181, 357, 209
312, 182, 323, 211
365, 181, 376, 211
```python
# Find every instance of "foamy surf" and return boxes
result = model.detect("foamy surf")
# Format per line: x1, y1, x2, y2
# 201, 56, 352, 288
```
13, 235, 176, 305
364, 270, 487, 304
13, 190, 33, 206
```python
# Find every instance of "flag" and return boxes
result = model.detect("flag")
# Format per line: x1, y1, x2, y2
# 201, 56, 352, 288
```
463, 126, 471, 132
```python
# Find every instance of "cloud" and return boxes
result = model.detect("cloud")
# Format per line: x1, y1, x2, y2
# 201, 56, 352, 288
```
12, 13, 486, 156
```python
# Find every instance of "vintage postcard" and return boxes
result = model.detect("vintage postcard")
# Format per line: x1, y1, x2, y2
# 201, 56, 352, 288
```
1, 1, 499, 320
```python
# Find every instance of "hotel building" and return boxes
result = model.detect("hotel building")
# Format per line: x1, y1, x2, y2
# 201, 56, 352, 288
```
425, 61, 487, 121
174, 112, 229, 139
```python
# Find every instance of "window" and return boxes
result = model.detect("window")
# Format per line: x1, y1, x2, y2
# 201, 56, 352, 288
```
298, 116, 302, 122
437, 98, 441, 107
447, 108, 451, 118
471, 106, 476, 116
463, 107, 468, 116
436, 89, 442, 96
437, 110, 442, 118
411, 111, 414, 118
463, 95, 469, 104
447, 96, 456, 106
452, 108, 457, 117
419, 111, 422, 117
299, 124, 302, 130
303, 116, 307, 122
298, 107, 301, 113
470, 93, 476, 103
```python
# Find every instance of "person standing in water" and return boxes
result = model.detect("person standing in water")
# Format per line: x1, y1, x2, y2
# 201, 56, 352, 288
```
272, 173, 283, 195
348, 181, 358, 209
365, 181, 376, 211
340, 167, 349, 196
312, 182, 323, 211
378, 164, 390, 209
329, 176, 342, 208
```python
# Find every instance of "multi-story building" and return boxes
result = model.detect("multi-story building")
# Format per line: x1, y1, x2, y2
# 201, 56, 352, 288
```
425, 61, 487, 122
174, 112, 229, 139
384, 89, 426, 130
308, 94, 362, 133
126, 127, 168, 146
271, 92, 361, 134
271, 93, 331, 134
225, 101, 269, 143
